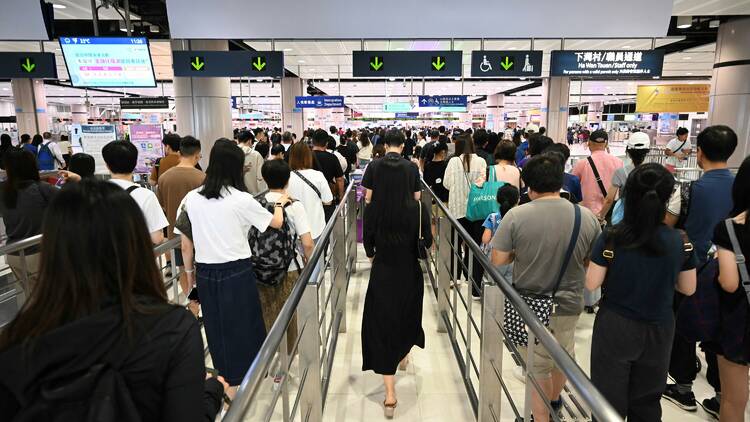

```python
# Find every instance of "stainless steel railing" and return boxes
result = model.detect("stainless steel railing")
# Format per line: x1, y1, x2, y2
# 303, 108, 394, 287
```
420, 181, 622, 422
223, 182, 358, 422
0, 234, 188, 327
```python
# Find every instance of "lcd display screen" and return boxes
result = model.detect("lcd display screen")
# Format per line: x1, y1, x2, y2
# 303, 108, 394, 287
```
59, 37, 156, 88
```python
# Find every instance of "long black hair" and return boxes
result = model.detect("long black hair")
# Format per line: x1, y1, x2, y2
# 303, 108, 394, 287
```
609, 163, 674, 253
369, 158, 414, 244
31, 134, 43, 147
0, 179, 167, 350
199, 139, 247, 199
454, 134, 476, 172
730, 155, 750, 233
2, 149, 39, 209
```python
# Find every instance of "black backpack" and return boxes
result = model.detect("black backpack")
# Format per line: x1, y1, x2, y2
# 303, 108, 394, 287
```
248, 196, 300, 286
13, 314, 161, 422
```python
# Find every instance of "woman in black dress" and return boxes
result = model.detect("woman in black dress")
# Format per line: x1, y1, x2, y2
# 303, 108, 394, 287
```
362, 158, 432, 418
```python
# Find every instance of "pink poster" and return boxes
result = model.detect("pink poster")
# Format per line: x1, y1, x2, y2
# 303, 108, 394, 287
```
130, 124, 164, 174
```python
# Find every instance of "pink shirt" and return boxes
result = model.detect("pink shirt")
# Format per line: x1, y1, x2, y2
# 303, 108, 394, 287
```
571, 150, 623, 215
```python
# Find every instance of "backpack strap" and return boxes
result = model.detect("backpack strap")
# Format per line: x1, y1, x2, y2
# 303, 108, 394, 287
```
586, 156, 608, 198
553, 205, 581, 299
724, 218, 750, 306
125, 185, 139, 195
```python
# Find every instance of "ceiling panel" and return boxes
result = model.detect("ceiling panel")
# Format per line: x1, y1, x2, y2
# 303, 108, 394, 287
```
672, 0, 750, 15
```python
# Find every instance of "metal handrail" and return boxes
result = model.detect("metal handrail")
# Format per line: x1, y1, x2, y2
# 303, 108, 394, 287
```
222, 181, 356, 422
421, 180, 622, 422
0, 234, 42, 256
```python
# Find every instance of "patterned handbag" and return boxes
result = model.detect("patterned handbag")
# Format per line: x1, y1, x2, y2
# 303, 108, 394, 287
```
503, 205, 581, 347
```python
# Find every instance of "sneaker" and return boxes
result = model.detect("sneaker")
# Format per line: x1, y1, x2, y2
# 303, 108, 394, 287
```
662, 384, 697, 411
701, 397, 720, 419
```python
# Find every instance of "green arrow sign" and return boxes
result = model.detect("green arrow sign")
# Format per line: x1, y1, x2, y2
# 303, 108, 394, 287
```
252, 56, 267, 71
370, 56, 383, 71
20, 58, 36, 73
432, 56, 446, 71
500, 56, 514, 71
191, 56, 205, 71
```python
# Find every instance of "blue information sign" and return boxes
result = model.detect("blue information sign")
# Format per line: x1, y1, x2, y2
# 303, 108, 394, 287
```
395, 112, 419, 118
295, 96, 345, 108
418, 95, 468, 108
549, 50, 664, 78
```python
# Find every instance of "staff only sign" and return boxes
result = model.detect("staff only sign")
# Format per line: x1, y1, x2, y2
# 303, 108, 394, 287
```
550, 50, 664, 78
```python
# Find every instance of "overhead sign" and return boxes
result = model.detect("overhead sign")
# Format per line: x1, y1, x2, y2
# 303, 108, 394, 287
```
295, 96, 345, 108
172, 51, 284, 78
550, 50, 664, 78
395, 112, 419, 119
383, 103, 412, 112
0, 52, 57, 79
165, 0, 672, 39
470, 51, 542, 77
636, 84, 710, 113
120, 97, 170, 109
352, 51, 462, 77
418, 95, 468, 108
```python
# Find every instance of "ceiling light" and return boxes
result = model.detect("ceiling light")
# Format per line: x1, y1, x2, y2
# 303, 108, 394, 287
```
297, 59, 305, 63
323, 78, 330, 82
395, 47, 404, 51
621, 45, 631, 49
709, 19, 720, 29
686, 72, 693, 75
149, 25, 160, 33
256, 78, 263, 82
52, 3, 66, 9
388, 77, 395, 81
283, 48, 293, 52
683, 56, 692, 60
454, 77, 460, 81
677, 16, 692, 29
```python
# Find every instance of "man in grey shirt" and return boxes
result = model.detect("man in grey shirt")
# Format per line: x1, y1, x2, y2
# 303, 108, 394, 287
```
491, 153, 600, 422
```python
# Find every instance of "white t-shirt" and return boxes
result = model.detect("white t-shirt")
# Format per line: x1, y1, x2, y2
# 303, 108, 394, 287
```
174, 187, 273, 264
333, 150, 348, 173
240, 145, 267, 194
42, 139, 66, 168
110, 179, 169, 234
287, 169, 333, 239
265, 192, 311, 272
665, 137, 691, 167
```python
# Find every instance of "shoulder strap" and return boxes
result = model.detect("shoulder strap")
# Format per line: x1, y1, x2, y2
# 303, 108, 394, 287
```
586, 156, 608, 198
673, 139, 688, 153
125, 185, 139, 195
553, 205, 581, 297
293, 170, 321, 199
724, 219, 750, 305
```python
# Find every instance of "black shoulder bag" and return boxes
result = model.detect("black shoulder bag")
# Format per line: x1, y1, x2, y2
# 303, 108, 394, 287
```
587, 156, 611, 225
503, 204, 581, 347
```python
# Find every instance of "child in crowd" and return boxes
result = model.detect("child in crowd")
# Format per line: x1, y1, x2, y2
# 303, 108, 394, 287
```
481, 184, 520, 283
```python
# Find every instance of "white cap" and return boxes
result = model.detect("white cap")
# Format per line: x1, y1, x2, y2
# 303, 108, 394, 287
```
626, 132, 651, 150
526, 124, 540, 133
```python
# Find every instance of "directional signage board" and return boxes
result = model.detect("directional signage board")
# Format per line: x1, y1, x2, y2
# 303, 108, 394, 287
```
120, 97, 170, 109
352, 51, 462, 77
549, 50, 664, 78
0, 52, 57, 79
295, 96, 345, 108
471, 51, 542, 77
418, 95, 468, 108
172, 51, 284, 77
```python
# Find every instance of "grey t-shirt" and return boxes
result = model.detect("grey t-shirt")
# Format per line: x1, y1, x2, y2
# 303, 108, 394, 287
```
491, 197, 601, 315
611, 164, 633, 190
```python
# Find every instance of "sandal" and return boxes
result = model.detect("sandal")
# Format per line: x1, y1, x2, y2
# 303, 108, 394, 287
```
383, 399, 398, 419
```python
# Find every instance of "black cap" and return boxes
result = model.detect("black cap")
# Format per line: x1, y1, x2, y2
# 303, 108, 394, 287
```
590, 129, 608, 143
429, 130, 440, 138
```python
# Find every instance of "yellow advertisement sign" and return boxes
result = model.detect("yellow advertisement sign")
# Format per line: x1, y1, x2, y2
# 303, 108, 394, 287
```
636, 84, 710, 113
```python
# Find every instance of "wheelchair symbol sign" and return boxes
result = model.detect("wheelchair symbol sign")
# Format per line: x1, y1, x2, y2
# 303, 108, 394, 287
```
480, 55, 492, 72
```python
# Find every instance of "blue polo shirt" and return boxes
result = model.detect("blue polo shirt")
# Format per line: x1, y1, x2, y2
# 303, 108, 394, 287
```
685, 168, 734, 264
515, 141, 529, 165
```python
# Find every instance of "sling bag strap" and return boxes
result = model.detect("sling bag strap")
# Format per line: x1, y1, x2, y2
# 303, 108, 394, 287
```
553, 204, 581, 299
292, 170, 322, 199
125, 185, 139, 195
586, 156, 608, 198
672, 138, 689, 154
724, 218, 750, 305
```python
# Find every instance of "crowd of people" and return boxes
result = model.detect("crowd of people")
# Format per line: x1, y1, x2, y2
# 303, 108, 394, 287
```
0, 120, 747, 422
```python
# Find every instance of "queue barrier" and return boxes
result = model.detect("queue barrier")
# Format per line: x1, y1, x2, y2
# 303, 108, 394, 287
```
0, 234, 187, 328
223, 181, 358, 422
420, 181, 622, 422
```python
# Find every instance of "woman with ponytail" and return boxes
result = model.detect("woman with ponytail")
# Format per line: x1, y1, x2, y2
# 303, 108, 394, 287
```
585, 163, 698, 421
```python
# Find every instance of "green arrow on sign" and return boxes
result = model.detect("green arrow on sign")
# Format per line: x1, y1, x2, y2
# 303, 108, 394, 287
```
253, 56, 267, 71
370, 56, 383, 71
500, 56, 514, 71
191, 56, 205, 71
432, 56, 446, 71
20, 58, 36, 73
